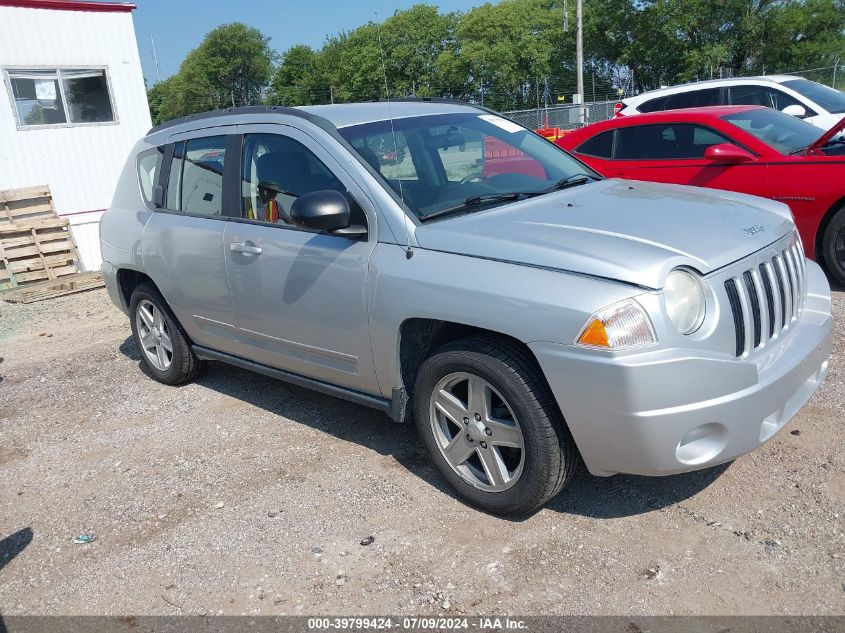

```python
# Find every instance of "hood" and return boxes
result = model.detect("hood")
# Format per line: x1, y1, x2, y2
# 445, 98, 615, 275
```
414, 179, 795, 289
808, 113, 845, 154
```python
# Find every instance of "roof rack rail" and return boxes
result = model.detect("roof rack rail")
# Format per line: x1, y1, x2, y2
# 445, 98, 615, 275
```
147, 105, 306, 135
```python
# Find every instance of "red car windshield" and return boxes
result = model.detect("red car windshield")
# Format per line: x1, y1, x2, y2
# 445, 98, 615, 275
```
721, 108, 823, 155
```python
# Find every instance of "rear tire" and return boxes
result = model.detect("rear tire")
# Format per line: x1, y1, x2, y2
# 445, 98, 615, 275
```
413, 336, 578, 515
822, 206, 845, 286
129, 282, 202, 385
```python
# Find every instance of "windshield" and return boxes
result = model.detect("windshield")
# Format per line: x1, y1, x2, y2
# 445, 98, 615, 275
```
721, 108, 823, 154
781, 79, 845, 114
338, 112, 598, 220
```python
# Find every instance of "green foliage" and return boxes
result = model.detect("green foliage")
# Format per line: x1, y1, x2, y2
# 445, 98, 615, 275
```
148, 1, 845, 122
146, 22, 275, 124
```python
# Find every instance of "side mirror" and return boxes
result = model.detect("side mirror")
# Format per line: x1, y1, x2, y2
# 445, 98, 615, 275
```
782, 104, 807, 118
289, 190, 366, 237
704, 143, 755, 164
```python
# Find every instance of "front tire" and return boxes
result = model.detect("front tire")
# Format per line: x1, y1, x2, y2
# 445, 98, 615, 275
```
822, 206, 845, 286
129, 282, 202, 385
413, 336, 578, 515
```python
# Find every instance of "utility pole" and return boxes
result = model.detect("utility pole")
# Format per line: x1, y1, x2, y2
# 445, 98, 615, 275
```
576, 0, 584, 124
150, 34, 161, 83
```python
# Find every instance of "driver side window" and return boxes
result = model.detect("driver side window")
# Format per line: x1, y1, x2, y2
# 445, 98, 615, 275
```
240, 133, 347, 227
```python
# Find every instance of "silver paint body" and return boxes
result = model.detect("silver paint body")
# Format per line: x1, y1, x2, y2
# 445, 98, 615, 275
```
100, 101, 833, 477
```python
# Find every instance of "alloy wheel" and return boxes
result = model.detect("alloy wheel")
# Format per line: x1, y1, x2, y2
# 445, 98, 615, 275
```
135, 299, 173, 371
428, 372, 525, 492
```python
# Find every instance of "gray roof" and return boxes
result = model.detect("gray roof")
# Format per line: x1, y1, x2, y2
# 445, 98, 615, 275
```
296, 101, 481, 129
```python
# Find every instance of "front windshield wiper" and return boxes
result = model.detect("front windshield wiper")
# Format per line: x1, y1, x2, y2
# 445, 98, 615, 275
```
420, 174, 599, 222
543, 173, 598, 191
420, 192, 538, 222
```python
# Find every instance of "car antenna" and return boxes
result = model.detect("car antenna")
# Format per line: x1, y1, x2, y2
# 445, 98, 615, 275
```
375, 13, 414, 260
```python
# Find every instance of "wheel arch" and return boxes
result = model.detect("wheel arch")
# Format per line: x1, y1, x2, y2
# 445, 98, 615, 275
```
814, 195, 845, 267
395, 318, 556, 423
116, 268, 159, 312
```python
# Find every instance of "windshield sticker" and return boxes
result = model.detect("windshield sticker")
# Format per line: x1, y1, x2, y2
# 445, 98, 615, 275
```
478, 114, 524, 133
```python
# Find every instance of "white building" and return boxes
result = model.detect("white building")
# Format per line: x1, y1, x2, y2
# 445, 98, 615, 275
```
0, 0, 151, 271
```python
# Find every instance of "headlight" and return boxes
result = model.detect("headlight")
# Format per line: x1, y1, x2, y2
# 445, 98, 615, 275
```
575, 299, 656, 349
664, 269, 706, 334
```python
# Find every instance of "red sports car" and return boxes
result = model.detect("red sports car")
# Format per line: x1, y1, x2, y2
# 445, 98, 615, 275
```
557, 106, 845, 282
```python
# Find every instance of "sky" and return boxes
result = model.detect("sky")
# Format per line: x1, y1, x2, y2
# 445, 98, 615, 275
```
132, 0, 492, 85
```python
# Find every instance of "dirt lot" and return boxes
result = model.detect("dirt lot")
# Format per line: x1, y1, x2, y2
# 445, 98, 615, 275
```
0, 287, 843, 616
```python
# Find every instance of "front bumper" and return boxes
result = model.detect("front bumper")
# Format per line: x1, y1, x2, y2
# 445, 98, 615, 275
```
530, 260, 832, 477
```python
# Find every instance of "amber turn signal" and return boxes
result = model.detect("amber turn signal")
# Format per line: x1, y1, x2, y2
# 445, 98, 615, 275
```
578, 319, 610, 347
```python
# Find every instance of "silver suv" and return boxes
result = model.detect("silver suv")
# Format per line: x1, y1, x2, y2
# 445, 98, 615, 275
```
101, 101, 833, 515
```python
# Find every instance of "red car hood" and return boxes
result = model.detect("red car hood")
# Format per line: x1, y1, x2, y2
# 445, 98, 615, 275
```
808, 115, 845, 154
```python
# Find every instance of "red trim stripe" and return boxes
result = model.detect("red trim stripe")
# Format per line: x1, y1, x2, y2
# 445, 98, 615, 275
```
0, 0, 135, 12
59, 208, 106, 217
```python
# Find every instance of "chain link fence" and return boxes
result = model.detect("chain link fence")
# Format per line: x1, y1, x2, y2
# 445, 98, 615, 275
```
503, 100, 617, 130
772, 64, 844, 91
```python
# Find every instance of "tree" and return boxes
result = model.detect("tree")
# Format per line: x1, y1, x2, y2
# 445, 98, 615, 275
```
268, 45, 325, 105
152, 1, 845, 120
146, 22, 275, 122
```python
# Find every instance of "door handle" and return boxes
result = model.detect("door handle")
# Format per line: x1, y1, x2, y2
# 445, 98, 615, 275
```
230, 241, 263, 255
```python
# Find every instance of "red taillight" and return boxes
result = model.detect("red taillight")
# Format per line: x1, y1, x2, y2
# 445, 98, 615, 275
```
614, 102, 625, 117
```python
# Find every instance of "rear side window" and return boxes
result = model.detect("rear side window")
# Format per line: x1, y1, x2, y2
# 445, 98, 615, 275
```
638, 96, 668, 113
638, 88, 721, 113
182, 136, 226, 216
615, 124, 731, 160
663, 88, 721, 110
166, 141, 184, 210
576, 130, 614, 158
137, 146, 164, 207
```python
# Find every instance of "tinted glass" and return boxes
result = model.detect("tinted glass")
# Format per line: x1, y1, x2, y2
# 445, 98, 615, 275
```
166, 142, 184, 210
339, 112, 597, 220
182, 136, 226, 216
240, 133, 347, 225
137, 147, 164, 206
729, 85, 804, 113
663, 88, 721, 110
615, 123, 731, 159
781, 79, 845, 114
638, 96, 668, 113
9, 72, 67, 125
577, 130, 614, 158
722, 108, 823, 154
62, 69, 114, 123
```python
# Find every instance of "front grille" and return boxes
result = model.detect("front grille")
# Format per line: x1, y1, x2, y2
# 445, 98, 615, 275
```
724, 239, 806, 357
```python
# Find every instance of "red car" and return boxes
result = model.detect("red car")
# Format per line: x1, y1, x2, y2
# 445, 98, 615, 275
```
557, 106, 845, 282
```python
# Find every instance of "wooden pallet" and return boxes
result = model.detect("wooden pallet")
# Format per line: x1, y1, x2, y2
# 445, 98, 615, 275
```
0, 186, 56, 226
0, 186, 82, 293
2, 271, 104, 304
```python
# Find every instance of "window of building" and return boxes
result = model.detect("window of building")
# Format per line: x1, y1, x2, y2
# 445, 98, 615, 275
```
5, 68, 115, 128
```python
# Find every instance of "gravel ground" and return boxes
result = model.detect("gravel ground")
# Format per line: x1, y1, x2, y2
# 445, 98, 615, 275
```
0, 287, 843, 616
